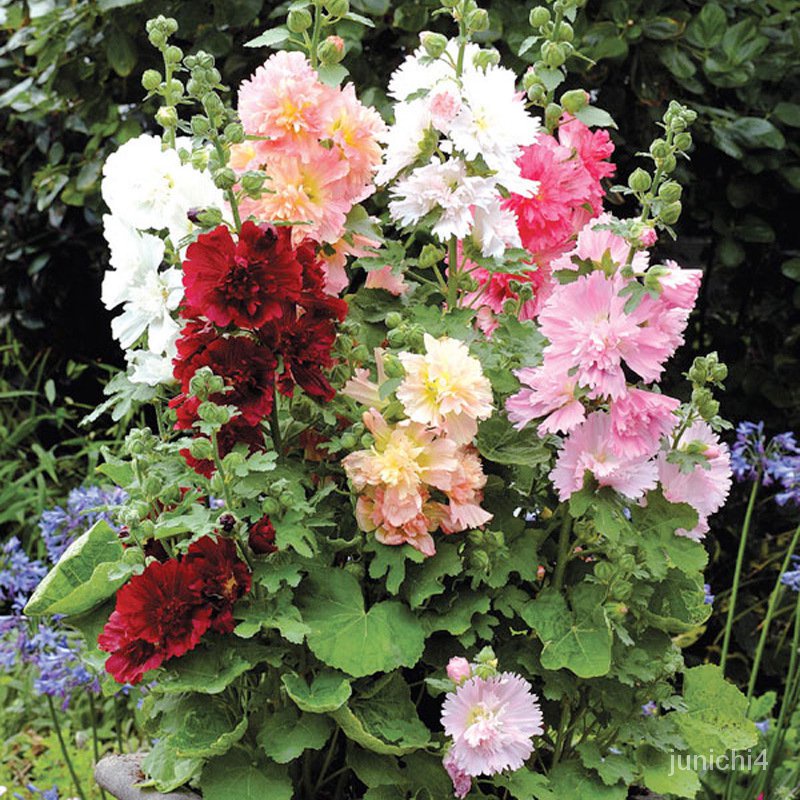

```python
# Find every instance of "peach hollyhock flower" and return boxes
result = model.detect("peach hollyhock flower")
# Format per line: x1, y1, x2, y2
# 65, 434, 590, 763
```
238, 51, 326, 157
321, 83, 386, 204
239, 147, 351, 246
550, 411, 659, 501
320, 230, 381, 295
365, 265, 409, 296
355, 487, 444, 557
397, 334, 494, 444
441, 446, 492, 533
342, 349, 389, 409
657, 420, 732, 540
441, 673, 544, 777
342, 409, 458, 528
506, 364, 585, 435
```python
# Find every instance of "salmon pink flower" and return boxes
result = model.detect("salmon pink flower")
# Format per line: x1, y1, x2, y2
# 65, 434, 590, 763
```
609, 388, 680, 459
397, 334, 494, 444
441, 672, 544, 777
441, 446, 492, 533
506, 365, 585, 435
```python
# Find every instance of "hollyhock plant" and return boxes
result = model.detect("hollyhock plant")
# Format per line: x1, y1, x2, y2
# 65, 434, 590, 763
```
25, 5, 759, 800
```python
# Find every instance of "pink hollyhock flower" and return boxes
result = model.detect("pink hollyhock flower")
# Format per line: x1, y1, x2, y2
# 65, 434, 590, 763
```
549, 213, 650, 275
365, 265, 409, 296
441, 673, 544, 777
653, 260, 702, 311
502, 133, 596, 264
441, 446, 493, 533
443, 751, 472, 799
429, 84, 463, 132
319, 230, 381, 295
657, 420, 732, 539
447, 657, 473, 685
609, 388, 681, 459
550, 411, 659, 501
640, 227, 658, 247
397, 334, 494, 444
506, 365, 585, 435
238, 51, 326, 156
462, 263, 547, 332
557, 113, 615, 207
538, 271, 673, 400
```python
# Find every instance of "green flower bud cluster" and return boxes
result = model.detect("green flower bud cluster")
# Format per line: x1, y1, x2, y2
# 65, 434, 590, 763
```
472, 646, 499, 678
188, 367, 226, 401
467, 529, 506, 574
626, 101, 697, 231
125, 427, 159, 457
387, 321, 425, 351
687, 352, 728, 422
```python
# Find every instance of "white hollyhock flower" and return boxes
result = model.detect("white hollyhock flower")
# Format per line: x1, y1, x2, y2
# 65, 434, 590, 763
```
377, 99, 434, 185
110, 266, 183, 353
101, 215, 165, 310
101, 133, 223, 249
389, 158, 498, 242
388, 41, 480, 100
126, 346, 177, 386
449, 65, 540, 176
471, 200, 522, 259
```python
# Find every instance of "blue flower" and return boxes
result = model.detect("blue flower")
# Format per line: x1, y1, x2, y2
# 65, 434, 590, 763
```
703, 584, 715, 605
782, 556, 800, 593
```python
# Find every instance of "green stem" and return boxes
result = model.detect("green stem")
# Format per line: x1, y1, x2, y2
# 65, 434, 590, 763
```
551, 702, 571, 768
47, 695, 87, 800
313, 727, 340, 794
89, 692, 109, 800
553, 510, 573, 592
270, 389, 283, 455
746, 523, 800, 703
447, 235, 459, 310
309, 0, 324, 69
210, 428, 235, 510
114, 694, 125, 754
721, 473, 761, 672
756, 586, 800, 797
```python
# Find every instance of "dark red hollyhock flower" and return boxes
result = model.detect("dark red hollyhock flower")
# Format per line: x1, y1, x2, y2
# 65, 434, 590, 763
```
172, 318, 218, 387
276, 314, 338, 401
182, 221, 303, 329
98, 558, 213, 684
248, 515, 277, 555
185, 536, 251, 634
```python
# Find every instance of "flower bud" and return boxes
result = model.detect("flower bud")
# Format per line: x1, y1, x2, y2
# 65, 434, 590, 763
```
325, 0, 350, 16
224, 122, 245, 144
383, 354, 404, 378
190, 115, 210, 136
141, 69, 162, 92
446, 657, 472, 684
241, 171, 267, 194
594, 561, 614, 582
466, 8, 489, 32
527, 84, 546, 104
155, 106, 178, 130
650, 139, 669, 160
555, 21, 574, 41
262, 497, 281, 516
541, 41, 567, 68
166, 44, 183, 64
189, 437, 215, 461
385, 311, 403, 330
660, 200, 682, 225
658, 181, 682, 203
628, 168, 652, 193
318, 35, 346, 65
674, 132, 692, 151
661, 154, 677, 173
419, 243, 446, 268
560, 89, 588, 113
544, 101, 563, 130
469, 549, 490, 571
198, 401, 232, 426
213, 167, 237, 191
287, 8, 313, 33
219, 512, 237, 532
529, 7, 550, 27
473, 48, 500, 69
420, 31, 448, 59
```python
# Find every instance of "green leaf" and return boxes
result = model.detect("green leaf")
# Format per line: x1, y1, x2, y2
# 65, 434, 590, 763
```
244, 27, 290, 48
576, 741, 636, 787
686, 3, 726, 48
172, 706, 247, 758
201, 750, 292, 800
659, 45, 697, 80
235, 589, 310, 643
477, 415, 552, 467
97, 0, 143, 11
774, 102, 800, 128
638, 745, 701, 798
318, 63, 349, 87
24, 520, 130, 617
523, 587, 612, 678
404, 541, 461, 607
574, 106, 618, 129
141, 737, 202, 794
367, 541, 425, 594
549, 761, 626, 800
159, 642, 277, 695
781, 258, 800, 282
674, 664, 758, 755
273, 514, 317, 557
728, 117, 786, 150
643, 570, 712, 634
299, 569, 425, 677
494, 768, 555, 799
104, 25, 137, 77
282, 670, 352, 713
257, 708, 333, 763
332, 672, 430, 755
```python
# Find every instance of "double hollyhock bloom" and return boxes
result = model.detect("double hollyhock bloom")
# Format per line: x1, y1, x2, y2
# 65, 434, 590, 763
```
171, 222, 346, 476
98, 536, 250, 684
441, 671, 544, 784
505, 214, 733, 535
343, 337, 494, 557
465, 114, 615, 332
235, 51, 385, 293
